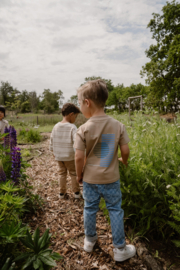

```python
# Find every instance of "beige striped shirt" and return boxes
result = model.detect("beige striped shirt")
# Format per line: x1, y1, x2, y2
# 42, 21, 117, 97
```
49, 122, 77, 161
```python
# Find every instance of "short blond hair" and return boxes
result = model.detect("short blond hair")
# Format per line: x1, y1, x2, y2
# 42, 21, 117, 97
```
77, 79, 108, 107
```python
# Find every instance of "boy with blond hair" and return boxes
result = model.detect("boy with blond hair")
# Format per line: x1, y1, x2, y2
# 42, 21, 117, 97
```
50, 103, 81, 199
74, 79, 136, 261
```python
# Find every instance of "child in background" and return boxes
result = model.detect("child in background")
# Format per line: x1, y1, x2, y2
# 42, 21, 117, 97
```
49, 103, 81, 199
0, 106, 9, 136
74, 79, 136, 262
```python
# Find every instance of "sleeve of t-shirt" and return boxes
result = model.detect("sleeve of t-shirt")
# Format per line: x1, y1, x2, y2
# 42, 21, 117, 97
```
119, 124, 130, 146
49, 128, 54, 152
74, 126, 86, 151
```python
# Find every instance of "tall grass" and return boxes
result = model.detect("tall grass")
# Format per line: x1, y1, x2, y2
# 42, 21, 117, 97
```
111, 111, 180, 242
6, 113, 87, 131
6, 114, 63, 126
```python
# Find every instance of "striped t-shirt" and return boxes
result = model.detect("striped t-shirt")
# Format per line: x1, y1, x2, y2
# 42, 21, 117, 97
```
49, 122, 77, 161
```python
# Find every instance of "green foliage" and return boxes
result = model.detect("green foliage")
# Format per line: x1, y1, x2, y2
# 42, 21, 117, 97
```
0, 181, 27, 268
21, 101, 31, 113
167, 182, 180, 247
0, 181, 26, 223
14, 227, 63, 270
40, 89, 64, 113
106, 83, 149, 111
68, 95, 78, 106
18, 128, 41, 143
0, 81, 15, 105
0, 132, 45, 268
140, 0, 180, 111
110, 112, 180, 240
0, 221, 27, 244
99, 199, 110, 223
2, 258, 16, 270
21, 149, 31, 157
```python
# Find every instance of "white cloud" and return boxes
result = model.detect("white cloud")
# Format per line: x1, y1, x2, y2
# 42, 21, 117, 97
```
0, 0, 166, 99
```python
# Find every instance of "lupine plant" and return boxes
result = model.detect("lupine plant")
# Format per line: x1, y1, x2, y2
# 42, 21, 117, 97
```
1, 126, 21, 183
10, 126, 17, 150
0, 128, 61, 268
11, 147, 21, 184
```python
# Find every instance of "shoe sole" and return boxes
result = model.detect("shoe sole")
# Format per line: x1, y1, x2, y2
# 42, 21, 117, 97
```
59, 194, 66, 199
83, 246, 93, 252
114, 250, 136, 262
74, 194, 81, 199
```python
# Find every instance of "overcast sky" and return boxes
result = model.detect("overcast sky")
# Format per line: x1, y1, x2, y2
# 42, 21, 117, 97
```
0, 0, 166, 101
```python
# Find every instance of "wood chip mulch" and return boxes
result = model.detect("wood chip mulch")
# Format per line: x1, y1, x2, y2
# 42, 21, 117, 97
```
22, 134, 149, 270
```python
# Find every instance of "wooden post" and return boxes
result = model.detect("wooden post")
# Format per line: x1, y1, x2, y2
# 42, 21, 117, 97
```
37, 116, 38, 125
128, 98, 131, 119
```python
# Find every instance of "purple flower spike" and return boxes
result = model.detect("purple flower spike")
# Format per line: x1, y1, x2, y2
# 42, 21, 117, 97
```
11, 147, 21, 183
10, 126, 17, 149
0, 162, 6, 182
4, 126, 10, 148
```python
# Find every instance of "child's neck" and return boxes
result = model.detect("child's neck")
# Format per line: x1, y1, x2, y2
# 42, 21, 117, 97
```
61, 116, 70, 123
90, 107, 106, 117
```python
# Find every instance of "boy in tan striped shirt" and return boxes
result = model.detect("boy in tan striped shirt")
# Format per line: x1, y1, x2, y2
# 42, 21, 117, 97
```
49, 103, 81, 199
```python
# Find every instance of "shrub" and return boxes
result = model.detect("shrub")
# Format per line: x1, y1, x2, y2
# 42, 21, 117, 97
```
18, 128, 41, 143
110, 112, 180, 242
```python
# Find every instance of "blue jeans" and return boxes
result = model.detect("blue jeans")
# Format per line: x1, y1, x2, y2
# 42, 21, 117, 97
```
83, 180, 126, 248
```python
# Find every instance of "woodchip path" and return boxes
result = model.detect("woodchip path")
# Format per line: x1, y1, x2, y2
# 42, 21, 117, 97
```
22, 134, 153, 270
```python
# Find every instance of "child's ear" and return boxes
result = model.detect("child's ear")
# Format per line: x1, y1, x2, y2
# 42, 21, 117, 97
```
85, 99, 90, 107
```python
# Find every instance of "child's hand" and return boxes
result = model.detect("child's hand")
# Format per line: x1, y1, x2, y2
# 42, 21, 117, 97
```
118, 157, 128, 167
76, 176, 83, 184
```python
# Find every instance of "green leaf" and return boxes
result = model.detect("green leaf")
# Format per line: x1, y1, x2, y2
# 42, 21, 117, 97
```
22, 255, 36, 269
51, 252, 63, 261
39, 249, 52, 256
38, 229, 50, 250
14, 253, 32, 262
39, 255, 57, 267
33, 227, 40, 252
33, 258, 41, 269
26, 229, 35, 248
20, 237, 34, 250
2, 258, 11, 270
9, 262, 16, 270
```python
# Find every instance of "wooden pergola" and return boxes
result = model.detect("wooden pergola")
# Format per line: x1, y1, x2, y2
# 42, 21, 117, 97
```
128, 95, 143, 118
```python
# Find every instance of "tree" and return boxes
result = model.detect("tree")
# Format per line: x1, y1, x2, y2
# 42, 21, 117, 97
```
41, 89, 64, 113
106, 84, 124, 110
106, 83, 149, 111
21, 101, 31, 113
68, 95, 78, 106
0, 81, 15, 105
140, 0, 180, 111
28, 91, 39, 112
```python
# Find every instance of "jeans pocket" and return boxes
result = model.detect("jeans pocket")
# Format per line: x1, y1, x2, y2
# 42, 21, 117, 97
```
83, 182, 99, 202
104, 180, 121, 204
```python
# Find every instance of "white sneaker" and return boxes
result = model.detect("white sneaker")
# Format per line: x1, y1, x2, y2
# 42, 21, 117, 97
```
59, 193, 65, 199
113, 245, 136, 262
74, 192, 81, 199
84, 238, 96, 252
